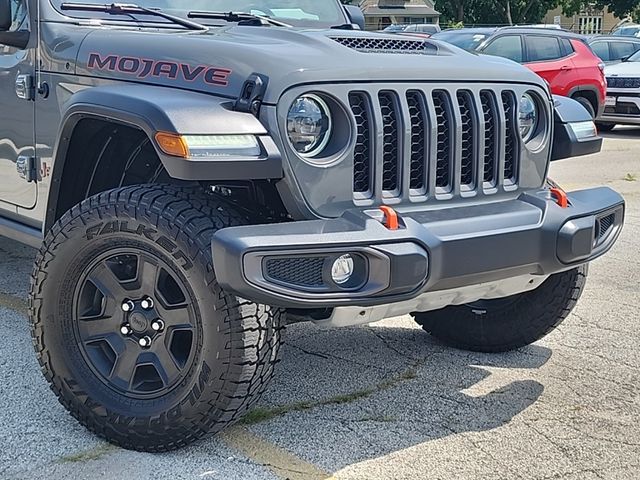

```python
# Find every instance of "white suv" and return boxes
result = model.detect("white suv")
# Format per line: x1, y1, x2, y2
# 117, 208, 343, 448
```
598, 51, 640, 130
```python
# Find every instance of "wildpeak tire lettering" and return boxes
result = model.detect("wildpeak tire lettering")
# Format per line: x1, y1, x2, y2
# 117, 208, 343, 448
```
87, 53, 232, 86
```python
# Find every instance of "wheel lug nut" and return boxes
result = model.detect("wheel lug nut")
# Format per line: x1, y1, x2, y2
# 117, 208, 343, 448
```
138, 336, 152, 348
141, 297, 154, 310
121, 300, 135, 312
151, 319, 165, 332
120, 324, 132, 336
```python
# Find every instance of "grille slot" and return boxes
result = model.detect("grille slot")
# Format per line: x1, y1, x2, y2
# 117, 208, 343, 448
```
502, 92, 519, 183
480, 91, 498, 185
348, 86, 524, 203
406, 91, 427, 191
457, 91, 476, 187
264, 257, 325, 288
349, 93, 373, 195
433, 91, 453, 190
379, 91, 400, 193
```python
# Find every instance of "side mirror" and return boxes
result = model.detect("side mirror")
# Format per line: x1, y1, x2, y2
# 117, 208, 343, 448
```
0, 0, 12, 31
621, 54, 631, 62
0, 30, 29, 48
0, 0, 29, 48
344, 5, 365, 31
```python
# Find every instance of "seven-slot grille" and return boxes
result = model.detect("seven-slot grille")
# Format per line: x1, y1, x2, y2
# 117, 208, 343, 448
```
349, 88, 520, 200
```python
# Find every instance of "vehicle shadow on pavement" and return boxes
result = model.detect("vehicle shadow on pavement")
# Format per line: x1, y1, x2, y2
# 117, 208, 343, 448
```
249, 321, 550, 471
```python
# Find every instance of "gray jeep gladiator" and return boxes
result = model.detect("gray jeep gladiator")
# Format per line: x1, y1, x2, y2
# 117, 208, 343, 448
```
0, 0, 625, 452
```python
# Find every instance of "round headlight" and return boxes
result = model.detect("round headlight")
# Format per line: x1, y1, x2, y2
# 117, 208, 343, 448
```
518, 93, 538, 142
287, 94, 332, 157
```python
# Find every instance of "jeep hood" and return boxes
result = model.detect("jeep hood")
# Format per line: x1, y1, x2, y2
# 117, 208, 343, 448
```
604, 61, 640, 77
76, 26, 546, 103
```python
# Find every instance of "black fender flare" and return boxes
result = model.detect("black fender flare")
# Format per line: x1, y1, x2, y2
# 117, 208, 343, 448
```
551, 94, 602, 161
567, 84, 602, 116
568, 84, 601, 100
50, 83, 282, 182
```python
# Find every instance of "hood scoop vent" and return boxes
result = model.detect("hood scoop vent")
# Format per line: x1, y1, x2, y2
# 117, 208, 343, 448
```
330, 36, 438, 55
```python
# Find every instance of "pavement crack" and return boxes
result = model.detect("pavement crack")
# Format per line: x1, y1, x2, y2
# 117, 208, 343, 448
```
367, 327, 417, 362
285, 342, 330, 360
285, 342, 387, 371
241, 362, 421, 426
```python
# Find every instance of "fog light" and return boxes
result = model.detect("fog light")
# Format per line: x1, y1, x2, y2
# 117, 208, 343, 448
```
331, 254, 355, 285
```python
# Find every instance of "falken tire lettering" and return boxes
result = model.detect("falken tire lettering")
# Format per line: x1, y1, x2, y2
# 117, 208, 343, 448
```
85, 222, 193, 270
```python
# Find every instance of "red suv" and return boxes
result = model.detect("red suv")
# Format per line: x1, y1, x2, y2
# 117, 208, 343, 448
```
433, 28, 606, 117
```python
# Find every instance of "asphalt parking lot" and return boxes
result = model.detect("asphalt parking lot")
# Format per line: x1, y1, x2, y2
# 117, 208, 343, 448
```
1, 128, 639, 480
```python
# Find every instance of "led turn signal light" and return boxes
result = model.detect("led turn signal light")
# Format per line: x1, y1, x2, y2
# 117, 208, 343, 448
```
155, 132, 189, 158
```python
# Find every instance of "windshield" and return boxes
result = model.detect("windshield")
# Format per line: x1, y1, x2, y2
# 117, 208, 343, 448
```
612, 26, 640, 37
52, 0, 348, 27
626, 50, 640, 61
383, 24, 407, 33
431, 31, 491, 51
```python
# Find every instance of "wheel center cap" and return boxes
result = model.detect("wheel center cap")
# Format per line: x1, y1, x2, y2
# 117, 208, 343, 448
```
129, 312, 148, 333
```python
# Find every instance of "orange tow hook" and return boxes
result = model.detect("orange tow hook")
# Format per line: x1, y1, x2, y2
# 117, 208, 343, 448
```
379, 206, 399, 230
550, 187, 569, 208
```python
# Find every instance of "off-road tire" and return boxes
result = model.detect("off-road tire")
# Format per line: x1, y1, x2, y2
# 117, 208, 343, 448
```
573, 96, 596, 119
595, 122, 616, 132
412, 266, 588, 353
29, 185, 284, 452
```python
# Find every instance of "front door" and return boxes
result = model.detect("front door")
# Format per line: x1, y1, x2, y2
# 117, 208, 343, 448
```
0, 0, 36, 210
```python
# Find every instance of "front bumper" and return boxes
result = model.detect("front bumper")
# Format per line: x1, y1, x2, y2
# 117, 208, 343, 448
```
212, 187, 624, 308
598, 89, 640, 124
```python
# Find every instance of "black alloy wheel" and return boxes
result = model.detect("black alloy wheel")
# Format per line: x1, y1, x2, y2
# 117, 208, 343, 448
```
74, 251, 197, 398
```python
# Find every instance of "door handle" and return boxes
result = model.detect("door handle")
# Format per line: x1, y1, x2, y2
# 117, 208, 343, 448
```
561, 65, 571, 71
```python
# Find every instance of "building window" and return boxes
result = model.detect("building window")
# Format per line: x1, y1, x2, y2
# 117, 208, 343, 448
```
578, 16, 603, 35
403, 17, 427, 24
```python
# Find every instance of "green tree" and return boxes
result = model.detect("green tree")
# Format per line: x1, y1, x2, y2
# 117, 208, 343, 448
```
561, 0, 640, 20
436, 0, 565, 26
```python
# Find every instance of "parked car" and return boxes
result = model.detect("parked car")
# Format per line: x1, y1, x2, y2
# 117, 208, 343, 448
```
431, 27, 497, 50
400, 23, 441, 35
611, 24, 640, 37
433, 28, 606, 118
589, 35, 640, 64
597, 52, 640, 130
382, 23, 441, 37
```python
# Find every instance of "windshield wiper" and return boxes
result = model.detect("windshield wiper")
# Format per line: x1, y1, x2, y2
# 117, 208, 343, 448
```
330, 24, 357, 30
60, 3, 208, 31
187, 11, 291, 28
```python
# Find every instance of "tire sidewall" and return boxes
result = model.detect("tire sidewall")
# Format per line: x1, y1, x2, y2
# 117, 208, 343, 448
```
414, 266, 588, 352
575, 97, 596, 119
38, 208, 229, 427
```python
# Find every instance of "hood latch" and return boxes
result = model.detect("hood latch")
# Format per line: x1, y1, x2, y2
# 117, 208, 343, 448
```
235, 73, 269, 116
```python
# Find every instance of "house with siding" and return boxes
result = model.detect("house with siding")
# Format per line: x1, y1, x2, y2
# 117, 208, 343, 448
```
359, 0, 440, 31
542, 5, 628, 35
